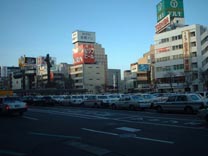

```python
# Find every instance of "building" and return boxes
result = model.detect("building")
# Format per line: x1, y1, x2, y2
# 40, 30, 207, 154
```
70, 64, 105, 93
154, 24, 208, 92
70, 30, 107, 93
154, 0, 208, 92
107, 69, 121, 92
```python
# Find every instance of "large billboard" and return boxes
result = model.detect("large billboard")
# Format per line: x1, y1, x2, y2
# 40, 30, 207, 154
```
73, 43, 95, 65
155, 14, 171, 33
72, 31, 96, 44
157, 0, 184, 22
138, 64, 150, 72
18, 56, 36, 67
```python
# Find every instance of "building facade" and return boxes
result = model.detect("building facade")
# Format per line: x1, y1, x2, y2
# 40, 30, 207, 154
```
71, 30, 107, 93
154, 24, 208, 92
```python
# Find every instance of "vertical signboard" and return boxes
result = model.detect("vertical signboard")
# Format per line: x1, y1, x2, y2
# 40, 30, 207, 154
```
73, 43, 95, 65
157, 0, 184, 22
182, 30, 191, 71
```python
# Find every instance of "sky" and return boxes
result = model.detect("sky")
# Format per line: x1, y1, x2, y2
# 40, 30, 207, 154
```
0, 0, 208, 73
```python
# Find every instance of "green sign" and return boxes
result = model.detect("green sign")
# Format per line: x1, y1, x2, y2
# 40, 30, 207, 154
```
157, 0, 184, 22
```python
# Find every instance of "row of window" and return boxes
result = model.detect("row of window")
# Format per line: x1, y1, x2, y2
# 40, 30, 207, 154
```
157, 31, 196, 44
156, 63, 198, 72
156, 52, 198, 63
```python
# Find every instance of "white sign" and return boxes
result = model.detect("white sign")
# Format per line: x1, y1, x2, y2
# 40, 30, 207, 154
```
155, 14, 171, 33
72, 31, 96, 44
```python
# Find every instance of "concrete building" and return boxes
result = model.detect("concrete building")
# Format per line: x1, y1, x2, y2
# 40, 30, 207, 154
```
107, 69, 121, 92
154, 24, 208, 92
71, 30, 107, 93
70, 64, 105, 93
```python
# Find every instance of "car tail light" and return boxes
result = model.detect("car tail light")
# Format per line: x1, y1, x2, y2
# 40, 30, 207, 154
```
5, 105, 10, 110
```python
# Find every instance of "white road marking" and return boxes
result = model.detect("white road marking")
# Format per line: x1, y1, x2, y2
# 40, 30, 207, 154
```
82, 128, 118, 136
29, 132, 81, 140
116, 127, 141, 132
82, 128, 174, 144
0, 149, 26, 156
23, 116, 39, 121
113, 118, 205, 130
66, 141, 111, 156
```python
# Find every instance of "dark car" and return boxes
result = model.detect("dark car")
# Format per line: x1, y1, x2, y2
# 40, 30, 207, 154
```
33, 96, 56, 106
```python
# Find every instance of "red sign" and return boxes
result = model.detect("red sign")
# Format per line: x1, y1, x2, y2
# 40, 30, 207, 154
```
73, 44, 95, 65
156, 47, 170, 53
155, 15, 170, 33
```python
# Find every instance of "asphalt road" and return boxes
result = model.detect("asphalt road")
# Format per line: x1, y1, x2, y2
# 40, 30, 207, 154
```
0, 106, 208, 156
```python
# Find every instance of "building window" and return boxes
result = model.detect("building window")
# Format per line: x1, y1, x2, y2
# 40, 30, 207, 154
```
191, 52, 197, 57
190, 31, 196, 37
191, 42, 196, 47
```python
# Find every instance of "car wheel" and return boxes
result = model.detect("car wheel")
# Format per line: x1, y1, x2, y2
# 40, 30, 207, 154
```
111, 104, 117, 110
157, 106, 163, 113
184, 106, 193, 114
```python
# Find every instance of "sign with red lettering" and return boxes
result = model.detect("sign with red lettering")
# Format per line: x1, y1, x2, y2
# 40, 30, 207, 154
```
155, 14, 170, 33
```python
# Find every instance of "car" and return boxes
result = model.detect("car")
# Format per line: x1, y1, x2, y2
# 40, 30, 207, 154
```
155, 93, 207, 114
83, 95, 102, 108
0, 96, 28, 116
110, 95, 144, 110
198, 108, 208, 123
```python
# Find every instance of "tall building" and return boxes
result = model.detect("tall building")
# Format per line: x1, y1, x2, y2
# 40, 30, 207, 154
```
70, 30, 107, 93
154, 0, 208, 92
107, 69, 121, 92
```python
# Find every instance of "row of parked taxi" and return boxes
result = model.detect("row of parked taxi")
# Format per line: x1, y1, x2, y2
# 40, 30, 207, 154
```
22, 92, 208, 112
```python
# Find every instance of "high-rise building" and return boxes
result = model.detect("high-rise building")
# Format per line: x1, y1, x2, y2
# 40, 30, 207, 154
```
154, 0, 208, 92
70, 30, 107, 93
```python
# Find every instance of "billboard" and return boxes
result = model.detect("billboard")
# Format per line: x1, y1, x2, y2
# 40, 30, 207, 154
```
72, 31, 96, 44
157, 0, 184, 22
138, 64, 150, 72
182, 30, 191, 71
18, 56, 36, 67
73, 44, 95, 65
155, 14, 171, 33
130, 63, 138, 73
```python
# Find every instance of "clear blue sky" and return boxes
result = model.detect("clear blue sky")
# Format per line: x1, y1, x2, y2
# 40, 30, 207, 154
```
0, 0, 208, 73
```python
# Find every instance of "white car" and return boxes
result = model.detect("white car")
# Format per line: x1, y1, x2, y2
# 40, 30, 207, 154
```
0, 97, 28, 116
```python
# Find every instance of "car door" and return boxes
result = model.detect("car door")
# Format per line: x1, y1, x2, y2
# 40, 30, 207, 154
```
174, 95, 187, 111
163, 95, 176, 110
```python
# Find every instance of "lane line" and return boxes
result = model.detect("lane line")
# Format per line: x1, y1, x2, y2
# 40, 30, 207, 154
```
66, 141, 111, 156
29, 132, 81, 140
23, 116, 39, 121
82, 128, 118, 136
0, 149, 26, 156
113, 118, 205, 130
82, 128, 174, 144
116, 127, 141, 132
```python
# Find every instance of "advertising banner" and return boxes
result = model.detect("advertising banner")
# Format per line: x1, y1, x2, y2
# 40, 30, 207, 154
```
155, 14, 171, 33
72, 31, 96, 44
182, 30, 191, 71
157, 0, 184, 22
25, 57, 36, 65
138, 64, 150, 72
73, 44, 95, 65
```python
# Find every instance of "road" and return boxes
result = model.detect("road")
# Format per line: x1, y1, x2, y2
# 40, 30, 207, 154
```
0, 106, 208, 156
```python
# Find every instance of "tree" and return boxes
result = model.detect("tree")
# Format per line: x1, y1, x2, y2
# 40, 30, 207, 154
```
164, 72, 176, 92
